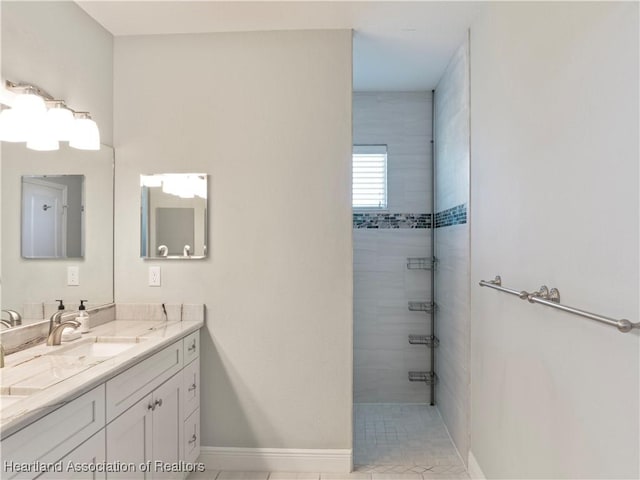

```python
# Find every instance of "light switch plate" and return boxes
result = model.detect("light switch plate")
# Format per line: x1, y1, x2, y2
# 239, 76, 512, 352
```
149, 266, 161, 287
67, 266, 80, 286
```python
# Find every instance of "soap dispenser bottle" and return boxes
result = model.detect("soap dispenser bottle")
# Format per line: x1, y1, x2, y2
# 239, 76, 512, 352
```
78, 300, 90, 333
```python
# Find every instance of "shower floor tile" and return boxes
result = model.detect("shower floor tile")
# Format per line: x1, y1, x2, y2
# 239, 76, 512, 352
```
353, 404, 468, 477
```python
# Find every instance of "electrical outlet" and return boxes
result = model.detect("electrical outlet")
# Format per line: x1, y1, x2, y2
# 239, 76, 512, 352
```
67, 266, 80, 286
149, 266, 161, 287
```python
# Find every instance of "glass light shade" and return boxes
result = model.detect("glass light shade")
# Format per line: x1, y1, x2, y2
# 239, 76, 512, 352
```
0, 109, 24, 142
26, 135, 60, 151
12, 92, 47, 119
69, 117, 100, 150
0, 107, 41, 143
26, 116, 60, 151
46, 105, 75, 141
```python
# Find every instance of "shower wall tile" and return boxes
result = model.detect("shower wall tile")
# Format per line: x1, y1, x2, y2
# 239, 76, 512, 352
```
354, 230, 431, 403
353, 93, 432, 404
433, 37, 471, 466
354, 92, 432, 214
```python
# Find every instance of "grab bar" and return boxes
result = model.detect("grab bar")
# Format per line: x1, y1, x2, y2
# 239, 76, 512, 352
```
479, 275, 639, 333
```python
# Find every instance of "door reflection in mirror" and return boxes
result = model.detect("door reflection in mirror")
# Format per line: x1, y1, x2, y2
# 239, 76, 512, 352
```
140, 174, 207, 259
21, 175, 84, 258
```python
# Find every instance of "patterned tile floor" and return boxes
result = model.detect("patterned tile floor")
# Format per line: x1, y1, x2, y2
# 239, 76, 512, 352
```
353, 404, 468, 477
188, 404, 469, 479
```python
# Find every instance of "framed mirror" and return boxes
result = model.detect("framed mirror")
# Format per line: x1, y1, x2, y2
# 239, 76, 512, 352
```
21, 174, 85, 259
140, 174, 208, 259
1, 143, 114, 323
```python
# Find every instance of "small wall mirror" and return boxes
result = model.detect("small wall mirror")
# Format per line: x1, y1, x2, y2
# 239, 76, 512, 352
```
21, 174, 85, 259
140, 174, 208, 259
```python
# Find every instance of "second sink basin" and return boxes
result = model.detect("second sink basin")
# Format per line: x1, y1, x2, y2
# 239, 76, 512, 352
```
47, 337, 145, 359
0, 395, 28, 409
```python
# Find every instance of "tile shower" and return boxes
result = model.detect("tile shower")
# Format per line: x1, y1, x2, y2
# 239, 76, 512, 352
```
353, 92, 433, 406
353, 45, 470, 474
353, 92, 462, 473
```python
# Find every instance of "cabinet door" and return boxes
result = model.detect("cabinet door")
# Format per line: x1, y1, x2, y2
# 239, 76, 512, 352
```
151, 372, 183, 480
38, 430, 106, 480
106, 394, 153, 479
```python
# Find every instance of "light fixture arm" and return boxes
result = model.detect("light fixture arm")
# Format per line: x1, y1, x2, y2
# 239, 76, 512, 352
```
0, 79, 100, 150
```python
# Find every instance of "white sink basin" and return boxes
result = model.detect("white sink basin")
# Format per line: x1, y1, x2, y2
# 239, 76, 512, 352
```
0, 395, 28, 409
48, 338, 144, 358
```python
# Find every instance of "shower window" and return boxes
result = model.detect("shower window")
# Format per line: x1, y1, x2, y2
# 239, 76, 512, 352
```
352, 145, 388, 209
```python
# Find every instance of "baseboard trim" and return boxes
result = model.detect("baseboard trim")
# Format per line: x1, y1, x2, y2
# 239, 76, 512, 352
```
468, 451, 486, 479
199, 446, 352, 473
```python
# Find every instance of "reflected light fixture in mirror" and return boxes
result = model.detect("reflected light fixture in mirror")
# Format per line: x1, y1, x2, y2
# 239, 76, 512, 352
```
140, 174, 208, 259
0, 81, 100, 151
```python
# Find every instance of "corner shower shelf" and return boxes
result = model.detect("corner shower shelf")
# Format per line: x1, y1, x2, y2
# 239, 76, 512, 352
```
408, 334, 440, 347
408, 371, 438, 385
408, 301, 437, 313
406, 257, 437, 270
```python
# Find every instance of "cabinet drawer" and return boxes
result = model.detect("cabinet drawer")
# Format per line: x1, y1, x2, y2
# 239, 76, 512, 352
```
39, 430, 106, 480
182, 408, 200, 465
106, 341, 182, 423
1, 385, 105, 480
182, 357, 200, 419
182, 331, 199, 366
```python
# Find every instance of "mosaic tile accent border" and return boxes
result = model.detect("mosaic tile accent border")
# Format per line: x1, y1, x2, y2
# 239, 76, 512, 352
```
434, 203, 467, 228
353, 213, 431, 229
352, 204, 467, 229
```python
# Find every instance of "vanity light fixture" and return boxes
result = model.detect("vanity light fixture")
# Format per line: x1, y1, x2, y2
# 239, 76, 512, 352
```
46, 101, 75, 141
0, 80, 100, 151
0, 106, 23, 142
69, 112, 100, 151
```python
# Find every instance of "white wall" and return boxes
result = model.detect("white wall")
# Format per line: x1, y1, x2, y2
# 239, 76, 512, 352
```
1, 1, 114, 316
1, 1, 113, 145
114, 30, 353, 449
352, 92, 432, 404
470, 3, 639, 478
434, 38, 470, 464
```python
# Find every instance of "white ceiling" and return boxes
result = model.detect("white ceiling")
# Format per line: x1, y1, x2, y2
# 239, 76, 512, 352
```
76, 1, 484, 91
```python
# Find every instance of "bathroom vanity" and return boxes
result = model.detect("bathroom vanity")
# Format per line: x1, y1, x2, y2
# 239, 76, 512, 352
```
0, 312, 203, 480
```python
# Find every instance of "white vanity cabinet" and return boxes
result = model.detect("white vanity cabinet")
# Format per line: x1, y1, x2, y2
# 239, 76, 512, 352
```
0, 385, 105, 480
38, 431, 107, 480
181, 331, 200, 464
105, 335, 199, 479
1, 328, 201, 480
105, 371, 183, 479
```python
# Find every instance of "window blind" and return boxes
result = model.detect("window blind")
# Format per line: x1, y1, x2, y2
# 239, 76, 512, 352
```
353, 145, 388, 209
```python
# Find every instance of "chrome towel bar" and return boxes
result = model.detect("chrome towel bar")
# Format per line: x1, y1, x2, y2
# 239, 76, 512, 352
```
479, 275, 639, 333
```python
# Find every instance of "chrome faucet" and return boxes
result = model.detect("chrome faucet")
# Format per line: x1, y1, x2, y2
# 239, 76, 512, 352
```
47, 319, 81, 346
48, 300, 66, 337
0, 320, 12, 329
48, 310, 67, 337
1, 309, 22, 327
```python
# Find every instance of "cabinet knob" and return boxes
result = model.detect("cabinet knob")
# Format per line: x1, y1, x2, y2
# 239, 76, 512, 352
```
154, 398, 163, 408
188, 341, 196, 352
147, 403, 155, 411
188, 434, 197, 445
188, 383, 197, 392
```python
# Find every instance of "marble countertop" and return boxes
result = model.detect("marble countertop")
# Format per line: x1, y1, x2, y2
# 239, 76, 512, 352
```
0, 318, 203, 439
